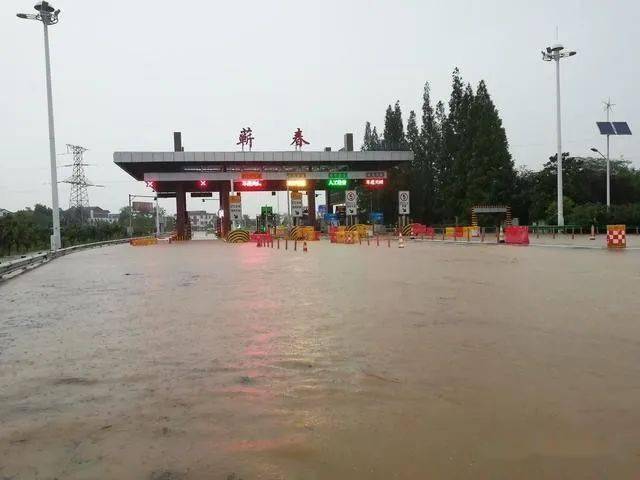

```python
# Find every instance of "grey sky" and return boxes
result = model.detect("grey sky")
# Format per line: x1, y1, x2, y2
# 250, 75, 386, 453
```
2, 0, 638, 216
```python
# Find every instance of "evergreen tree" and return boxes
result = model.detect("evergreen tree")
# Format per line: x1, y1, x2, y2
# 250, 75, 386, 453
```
420, 82, 439, 223
370, 127, 380, 150
466, 80, 515, 209
433, 100, 450, 220
362, 121, 373, 151
406, 109, 426, 221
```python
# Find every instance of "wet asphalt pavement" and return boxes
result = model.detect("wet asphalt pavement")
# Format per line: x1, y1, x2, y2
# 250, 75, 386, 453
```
1, 240, 640, 479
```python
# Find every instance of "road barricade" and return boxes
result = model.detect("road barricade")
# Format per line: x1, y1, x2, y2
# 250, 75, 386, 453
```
227, 229, 250, 243
411, 224, 429, 236
464, 226, 480, 237
505, 226, 529, 245
302, 226, 319, 241
607, 224, 626, 249
250, 233, 272, 244
331, 230, 359, 244
130, 237, 157, 246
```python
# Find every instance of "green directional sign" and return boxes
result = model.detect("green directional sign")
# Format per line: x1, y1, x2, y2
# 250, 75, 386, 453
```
261, 206, 273, 215
327, 178, 348, 188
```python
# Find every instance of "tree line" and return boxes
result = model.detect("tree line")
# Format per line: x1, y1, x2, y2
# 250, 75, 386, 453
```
360, 68, 640, 226
0, 205, 163, 257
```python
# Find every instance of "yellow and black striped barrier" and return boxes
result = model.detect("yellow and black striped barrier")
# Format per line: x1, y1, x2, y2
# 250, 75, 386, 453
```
401, 224, 412, 237
289, 226, 304, 240
130, 237, 158, 246
226, 229, 251, 243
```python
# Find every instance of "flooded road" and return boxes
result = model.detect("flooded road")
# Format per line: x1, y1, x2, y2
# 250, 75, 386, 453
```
1, 241, 640, 479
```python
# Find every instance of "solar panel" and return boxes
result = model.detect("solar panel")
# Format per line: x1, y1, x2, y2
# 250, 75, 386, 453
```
596, 122, 616, 135
612, 122, 632, 135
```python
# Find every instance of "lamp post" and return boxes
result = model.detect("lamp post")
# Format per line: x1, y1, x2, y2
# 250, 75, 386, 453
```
591, 147, 610, 206
542, 43, 577, 227
17, 2, 62, 250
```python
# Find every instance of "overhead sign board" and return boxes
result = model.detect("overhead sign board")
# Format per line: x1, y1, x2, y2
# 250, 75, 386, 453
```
398, 190, 410, 215
328, 172, 348, 179
290, 191, 303, 217
241, 171, 262, 179
132, 201, 153, 213
365, 171, 387, 178
229, 195, 242, 221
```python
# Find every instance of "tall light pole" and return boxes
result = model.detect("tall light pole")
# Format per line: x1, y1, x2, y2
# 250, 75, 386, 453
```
17, 2, 62, 250
542, 44, 577, 227
590, 147, 609, 205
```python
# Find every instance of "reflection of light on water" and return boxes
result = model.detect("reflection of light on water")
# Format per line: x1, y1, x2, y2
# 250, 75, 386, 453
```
239, 245, 269, 267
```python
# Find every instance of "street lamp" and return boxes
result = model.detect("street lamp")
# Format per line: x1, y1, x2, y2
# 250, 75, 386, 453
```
17, 2, 62, 250
542, 43, 577, 227
591, 147, 611, 204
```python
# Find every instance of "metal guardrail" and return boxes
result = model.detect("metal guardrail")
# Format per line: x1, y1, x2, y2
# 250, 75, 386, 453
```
0, 237, 140, 281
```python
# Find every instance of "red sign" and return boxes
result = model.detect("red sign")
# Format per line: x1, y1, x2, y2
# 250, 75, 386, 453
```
291, 128, 310, 150
237, 127, 255, 151
241, 179, 263, 188
364, 178, 385, 188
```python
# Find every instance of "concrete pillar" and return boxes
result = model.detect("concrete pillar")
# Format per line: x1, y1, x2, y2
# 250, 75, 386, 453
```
307, 187, 316, 227
176, 183, 187, 238
220, 183, 231, 237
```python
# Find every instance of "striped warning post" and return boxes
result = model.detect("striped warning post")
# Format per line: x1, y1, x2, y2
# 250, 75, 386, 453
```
227, 229, 251, 243
401, 224, 412, 237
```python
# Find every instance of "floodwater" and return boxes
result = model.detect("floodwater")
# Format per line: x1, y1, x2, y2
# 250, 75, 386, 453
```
1, 240, 640, 479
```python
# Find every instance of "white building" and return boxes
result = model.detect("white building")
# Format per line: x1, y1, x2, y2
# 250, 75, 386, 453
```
0, 208, 11, 217
188, 210, 217, 230
88, 207, 119, 224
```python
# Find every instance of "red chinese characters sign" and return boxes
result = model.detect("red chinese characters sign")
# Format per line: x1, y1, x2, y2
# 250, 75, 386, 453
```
237, 127, 255, 151
291, 128, 309, 150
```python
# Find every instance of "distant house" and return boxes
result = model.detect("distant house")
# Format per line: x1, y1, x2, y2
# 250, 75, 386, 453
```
0, 208, 11, 217
188, 210, 217, 230
87, 207, 119, 224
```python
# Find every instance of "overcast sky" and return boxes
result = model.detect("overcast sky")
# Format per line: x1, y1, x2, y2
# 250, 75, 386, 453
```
2, 0, 638, 216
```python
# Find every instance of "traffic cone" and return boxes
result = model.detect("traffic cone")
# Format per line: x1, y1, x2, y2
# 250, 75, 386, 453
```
398, 232, 405, 248
590, 224, 596, 240
303, 241, 308, 253
498, 226, 505, 243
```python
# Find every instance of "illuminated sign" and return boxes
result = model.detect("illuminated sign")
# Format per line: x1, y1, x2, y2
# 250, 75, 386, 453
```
364, 178, 385, 187
241, 179, 263, 188
327, 178, 348, 187
198, 180, 208, 188
286, 179, 307, 188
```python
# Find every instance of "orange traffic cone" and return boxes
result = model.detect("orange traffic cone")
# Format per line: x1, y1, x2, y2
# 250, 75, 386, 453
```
398, 232, 405, 248
303, 241, 308, 253
498, 226, 505, 243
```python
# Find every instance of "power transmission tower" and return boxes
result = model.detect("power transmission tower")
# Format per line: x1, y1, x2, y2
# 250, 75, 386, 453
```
62, 144, 102, 223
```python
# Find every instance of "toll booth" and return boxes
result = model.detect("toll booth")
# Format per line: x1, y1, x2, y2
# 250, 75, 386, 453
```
113, 132, 412, 239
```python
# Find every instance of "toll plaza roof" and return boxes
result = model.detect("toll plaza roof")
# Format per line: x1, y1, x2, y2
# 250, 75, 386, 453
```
114, 150, 413, 182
